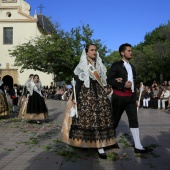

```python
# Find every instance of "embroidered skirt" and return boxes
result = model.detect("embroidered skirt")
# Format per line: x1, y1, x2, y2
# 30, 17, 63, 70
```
61, 80, 116, 148
0, 92, 9, 116
18, 91, 48, 120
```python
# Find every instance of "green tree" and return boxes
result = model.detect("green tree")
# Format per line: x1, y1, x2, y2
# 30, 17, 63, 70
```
104, 51, 120, 70
9, 24, 109, 83
70, 24, 109, 59
133, 21, 170, 84
10, 31, 75, 82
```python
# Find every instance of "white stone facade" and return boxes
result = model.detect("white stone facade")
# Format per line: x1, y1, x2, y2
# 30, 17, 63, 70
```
0, 0, 53, 86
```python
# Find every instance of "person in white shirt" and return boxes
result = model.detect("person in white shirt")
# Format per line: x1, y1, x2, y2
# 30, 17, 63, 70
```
107, 43, 152, 154
143, 87, 152, 108
158, 87, 170, 110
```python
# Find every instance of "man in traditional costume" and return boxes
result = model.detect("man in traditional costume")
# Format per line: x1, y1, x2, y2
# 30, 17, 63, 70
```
107, 43, 152, 154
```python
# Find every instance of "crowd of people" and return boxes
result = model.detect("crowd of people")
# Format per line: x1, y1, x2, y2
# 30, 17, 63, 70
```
0, 74, 73, 124
42, 85, 73, 101
0, 43, 170, 159
137, 80, 170, 111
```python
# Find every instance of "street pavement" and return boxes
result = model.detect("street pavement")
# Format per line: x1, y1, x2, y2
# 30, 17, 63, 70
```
0, 99, 170, 170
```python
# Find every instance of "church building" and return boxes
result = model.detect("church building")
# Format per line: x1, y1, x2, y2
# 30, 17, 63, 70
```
0, 0, 55, 89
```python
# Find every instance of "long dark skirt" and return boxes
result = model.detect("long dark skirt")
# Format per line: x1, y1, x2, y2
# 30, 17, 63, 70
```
19, 91, 48, 120
67, 79, 115, 148
27, 91, 47, 113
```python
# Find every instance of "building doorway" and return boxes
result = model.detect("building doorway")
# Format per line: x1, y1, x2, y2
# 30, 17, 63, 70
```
2, 75, 13, 90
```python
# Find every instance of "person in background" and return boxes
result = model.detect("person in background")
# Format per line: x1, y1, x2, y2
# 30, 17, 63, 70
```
168, 81, 170, 88
158, 87, 170, 110
150, 86, 161, 109
18, 74, 34, 111
10, 84, 20, 113
162, 81, 168, 90
151, 81, 158, 88
0, 78, 9, 116
65, 85, 73, 101
19, 75, 48, 124
165, 86, 170, 111
143, 87, 152, 108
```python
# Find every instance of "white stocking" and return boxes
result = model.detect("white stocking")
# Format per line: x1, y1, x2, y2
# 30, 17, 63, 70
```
130, 128, 144, 150
98, 148, 104, 154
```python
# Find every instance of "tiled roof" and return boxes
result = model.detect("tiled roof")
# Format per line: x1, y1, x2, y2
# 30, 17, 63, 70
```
37, 14, 56, 34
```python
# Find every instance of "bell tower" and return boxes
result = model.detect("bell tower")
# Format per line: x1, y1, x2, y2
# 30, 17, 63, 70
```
0, 0, 54, 86
0, 0, 31, 16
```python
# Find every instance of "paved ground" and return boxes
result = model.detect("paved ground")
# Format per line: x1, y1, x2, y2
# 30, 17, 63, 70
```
0, 99, 170, 170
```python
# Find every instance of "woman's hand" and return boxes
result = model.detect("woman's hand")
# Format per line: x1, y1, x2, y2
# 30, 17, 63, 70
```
136, 101, 140, 107
72, 100, 77, 108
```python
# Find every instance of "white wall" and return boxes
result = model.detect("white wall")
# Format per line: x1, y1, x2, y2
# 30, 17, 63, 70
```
0, 0, 53, 86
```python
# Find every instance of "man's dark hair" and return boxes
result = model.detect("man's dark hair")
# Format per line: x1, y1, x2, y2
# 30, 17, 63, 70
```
29, 74, 34, 78
85, 44, 96, 53
119, 43, 132, 57
13, 84, 18, 87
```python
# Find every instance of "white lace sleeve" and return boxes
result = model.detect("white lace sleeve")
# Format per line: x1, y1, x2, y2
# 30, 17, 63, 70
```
78, 71, 86, 81
27, 81, 34, 96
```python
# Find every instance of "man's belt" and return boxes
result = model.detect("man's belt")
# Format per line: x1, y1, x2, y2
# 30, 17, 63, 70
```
113, 89, 133, 96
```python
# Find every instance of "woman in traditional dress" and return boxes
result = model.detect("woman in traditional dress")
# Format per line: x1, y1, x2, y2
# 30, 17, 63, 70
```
0, 79, 9, 116
61, 44, 116, 159
18, 74, 34, 111
19, 74, 48, 124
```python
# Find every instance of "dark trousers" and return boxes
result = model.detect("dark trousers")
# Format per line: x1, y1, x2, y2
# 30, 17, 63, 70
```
12, 97, 18, 106
111, 94, 139, 129
151, 97, 158, 109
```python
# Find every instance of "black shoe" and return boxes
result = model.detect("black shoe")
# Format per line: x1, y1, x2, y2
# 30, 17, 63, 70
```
134, 147, 153, 154
111, 143, 120, 149
98, 153, 107, 159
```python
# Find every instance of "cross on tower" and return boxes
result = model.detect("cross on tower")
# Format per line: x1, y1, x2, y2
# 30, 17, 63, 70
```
38, 3, 44, 14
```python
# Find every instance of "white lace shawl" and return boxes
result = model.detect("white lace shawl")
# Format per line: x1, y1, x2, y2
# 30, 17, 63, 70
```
0, 80, 3, 86
27, 80, 43, 97
0, 89, 4, 94
25, 79, 31, 88
74, 49, 107, 88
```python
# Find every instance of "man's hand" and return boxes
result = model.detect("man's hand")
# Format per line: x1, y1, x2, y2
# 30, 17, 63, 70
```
125, 81, 132, 88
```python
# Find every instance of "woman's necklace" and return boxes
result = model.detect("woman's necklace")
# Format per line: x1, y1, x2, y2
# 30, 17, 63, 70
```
87, 58, 96, 68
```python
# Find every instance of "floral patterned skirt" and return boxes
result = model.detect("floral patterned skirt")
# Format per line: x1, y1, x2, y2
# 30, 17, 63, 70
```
0, 92, 9, 116
61, 80, 116, 148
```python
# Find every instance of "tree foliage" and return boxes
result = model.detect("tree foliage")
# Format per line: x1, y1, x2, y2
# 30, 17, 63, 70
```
10, 24, 109, 83
105, 21, 170, 85
10, 19, 170, 85
133, 21, 170, 84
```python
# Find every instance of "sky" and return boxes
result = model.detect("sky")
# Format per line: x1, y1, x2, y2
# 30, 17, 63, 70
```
26, 0, 170, 52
